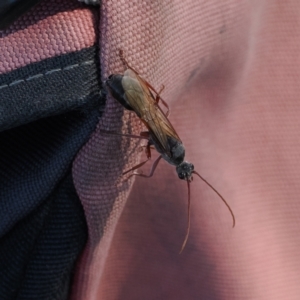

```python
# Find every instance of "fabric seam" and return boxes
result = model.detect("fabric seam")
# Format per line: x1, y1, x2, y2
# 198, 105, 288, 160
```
0, 60, 94, 90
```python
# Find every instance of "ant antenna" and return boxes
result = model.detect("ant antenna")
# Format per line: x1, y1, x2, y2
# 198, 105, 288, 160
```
179, 180, 191, 254
192, 170, 235, 227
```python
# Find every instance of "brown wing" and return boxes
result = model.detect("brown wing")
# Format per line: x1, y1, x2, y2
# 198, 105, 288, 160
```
121, 70, 181, 156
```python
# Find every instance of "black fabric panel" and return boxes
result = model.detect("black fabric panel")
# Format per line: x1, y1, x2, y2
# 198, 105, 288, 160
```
0, 108, 102, 236
0, 0, 43, 30
0, 174, 87, 300
0, 46, 101, 131
0, 108, 102, 300
0, 46, 105, 299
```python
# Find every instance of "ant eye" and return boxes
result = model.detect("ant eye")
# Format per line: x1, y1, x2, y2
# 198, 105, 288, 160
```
178, 173, 185, 180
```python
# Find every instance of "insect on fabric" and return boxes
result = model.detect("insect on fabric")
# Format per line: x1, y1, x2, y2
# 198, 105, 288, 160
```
104, 50, 235, 253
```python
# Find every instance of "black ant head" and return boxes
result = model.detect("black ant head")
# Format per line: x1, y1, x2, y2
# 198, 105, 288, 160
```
176, 161, 194, 182
106, 74, 121, 87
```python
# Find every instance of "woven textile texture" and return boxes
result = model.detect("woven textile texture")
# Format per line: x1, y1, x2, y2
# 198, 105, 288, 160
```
71, 0, 300, 299
0, 0, 102, 299
1, 0, 300, 299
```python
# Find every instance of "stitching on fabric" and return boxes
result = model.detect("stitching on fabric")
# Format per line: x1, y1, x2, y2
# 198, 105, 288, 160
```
0, 60, 94, 90
26, 74, 44, 81
10, 79, 25, 86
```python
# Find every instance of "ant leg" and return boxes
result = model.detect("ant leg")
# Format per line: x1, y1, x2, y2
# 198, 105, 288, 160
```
154, 85, 165, 104
101, 129, 150, 141
118, 49, 170, 116
118, 49, 129, 69
128, 155, 162, 179
138, 145, 155, 152
142, 80, 170, 117
123, 141, 152, 175
153, 85, 170, 117
101, 127, 157, 177
118, 49, 141, 75
123, 158, 150, 175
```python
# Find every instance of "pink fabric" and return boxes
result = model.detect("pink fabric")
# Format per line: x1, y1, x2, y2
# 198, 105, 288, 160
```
0, 0, 97, 73
71, 0, 300, 299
